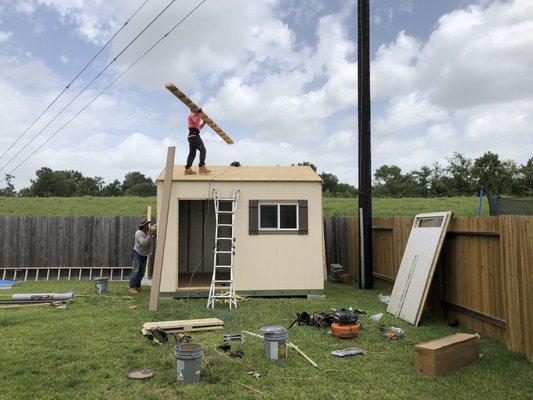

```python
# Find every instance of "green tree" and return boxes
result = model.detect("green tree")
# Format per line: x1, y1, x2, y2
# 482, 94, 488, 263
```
516, 158, 533, 196
471, 152, 516, 195
29, 167, 77, 197
0, 174, 16, 197
445, 153, 475, 196
319, 172, 339, 195
122, 171, 154, 193
76, 176, 104, 196
373, 165, 417, 197
125, 182, 157, 196
411, 166, 432, 197
100, 179, 123, 196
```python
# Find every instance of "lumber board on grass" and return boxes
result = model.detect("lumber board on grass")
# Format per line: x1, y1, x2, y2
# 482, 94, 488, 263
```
165, 83, 234, 144
149, 147, 175, 311
143, 317, 224, 332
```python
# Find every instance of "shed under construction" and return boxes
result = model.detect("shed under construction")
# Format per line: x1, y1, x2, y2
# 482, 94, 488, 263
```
156, 165, 325, 298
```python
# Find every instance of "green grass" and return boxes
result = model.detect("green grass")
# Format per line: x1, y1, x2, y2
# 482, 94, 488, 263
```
0, 196, 487, 217
324, 196, 488, 217
0, 282, 530, 400
0, 196, 157, 216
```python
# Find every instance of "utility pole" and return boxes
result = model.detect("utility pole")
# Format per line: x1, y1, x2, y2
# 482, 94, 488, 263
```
357, 0, 373, 289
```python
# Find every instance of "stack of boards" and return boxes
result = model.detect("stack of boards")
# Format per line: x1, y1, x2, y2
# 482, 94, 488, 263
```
141, 318, 224, 336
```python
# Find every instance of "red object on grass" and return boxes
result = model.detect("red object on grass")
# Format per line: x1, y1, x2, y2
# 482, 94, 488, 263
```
331, 322, 361, 339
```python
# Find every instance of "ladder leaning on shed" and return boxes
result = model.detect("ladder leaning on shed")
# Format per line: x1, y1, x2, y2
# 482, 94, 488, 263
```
207, 189, 239, 309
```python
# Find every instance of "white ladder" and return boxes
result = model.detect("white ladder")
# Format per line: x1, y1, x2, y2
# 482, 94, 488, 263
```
207, 189, 239, 309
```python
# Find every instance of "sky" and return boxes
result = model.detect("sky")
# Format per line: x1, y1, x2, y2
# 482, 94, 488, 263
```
0, 0, 532, 189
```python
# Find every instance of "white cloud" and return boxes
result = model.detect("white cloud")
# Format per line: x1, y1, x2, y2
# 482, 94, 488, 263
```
14, 0, 35, 14
0, 30, 13, 42
1, 0, 532, 191
370, 0, 533, 172
59, 54, 68, 63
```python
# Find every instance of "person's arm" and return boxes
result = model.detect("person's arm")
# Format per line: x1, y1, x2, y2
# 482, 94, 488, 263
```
141, 233, 152, 246
200, 118, 206, 130
136, 231, 152, 253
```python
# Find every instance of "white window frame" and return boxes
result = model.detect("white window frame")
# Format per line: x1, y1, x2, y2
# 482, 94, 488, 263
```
258, 203, 299, 231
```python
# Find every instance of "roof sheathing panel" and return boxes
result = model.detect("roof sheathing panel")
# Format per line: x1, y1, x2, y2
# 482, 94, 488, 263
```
157, 165, 322, 183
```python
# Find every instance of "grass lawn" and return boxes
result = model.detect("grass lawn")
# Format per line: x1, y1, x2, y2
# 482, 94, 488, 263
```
0, 196, 488, 217
0, 282, 530, 400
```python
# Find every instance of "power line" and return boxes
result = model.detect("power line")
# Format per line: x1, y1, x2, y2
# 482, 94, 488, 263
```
0, 0, 150, 163
0, 0, 178, 174
8, 0, 209, 176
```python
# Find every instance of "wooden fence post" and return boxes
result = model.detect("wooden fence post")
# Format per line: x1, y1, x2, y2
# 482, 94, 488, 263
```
500, 215, 532, 358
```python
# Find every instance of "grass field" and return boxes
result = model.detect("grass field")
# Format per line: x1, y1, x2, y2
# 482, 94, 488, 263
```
0, 281, 530, 400
0, 196, 488, 217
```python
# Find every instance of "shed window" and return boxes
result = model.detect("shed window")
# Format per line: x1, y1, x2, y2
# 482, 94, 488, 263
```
259, 203, 298, 230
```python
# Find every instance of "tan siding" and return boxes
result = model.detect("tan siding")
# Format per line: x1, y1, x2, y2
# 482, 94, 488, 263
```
158, 180, 324, 293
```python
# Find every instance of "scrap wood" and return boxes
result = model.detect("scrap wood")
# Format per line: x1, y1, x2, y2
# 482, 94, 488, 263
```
165, 83, 234, 145
0, 300, 72, 309
142, 318, 223, 336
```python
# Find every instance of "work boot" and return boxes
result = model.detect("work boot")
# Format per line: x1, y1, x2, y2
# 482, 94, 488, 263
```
199, 165, 211, 174
185, 167, 196, 175
128, 287, 140, 294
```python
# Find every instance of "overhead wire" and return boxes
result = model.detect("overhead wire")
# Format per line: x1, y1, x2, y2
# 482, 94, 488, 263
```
6, 0, 209, 176
0, 0, 180, 174
0, 0, 150, 163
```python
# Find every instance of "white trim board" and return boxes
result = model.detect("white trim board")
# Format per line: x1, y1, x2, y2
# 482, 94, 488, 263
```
387, 211, 452, 325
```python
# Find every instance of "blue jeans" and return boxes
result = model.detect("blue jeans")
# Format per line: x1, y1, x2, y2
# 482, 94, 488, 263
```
129, 250, 147, 288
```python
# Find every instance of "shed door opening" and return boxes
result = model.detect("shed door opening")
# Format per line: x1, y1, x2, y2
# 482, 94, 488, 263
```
178, 200, 229, 288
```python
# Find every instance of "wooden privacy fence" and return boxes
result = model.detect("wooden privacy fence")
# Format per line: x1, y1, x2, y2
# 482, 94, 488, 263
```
324, 215, 532, 361
0, 216, 138, 281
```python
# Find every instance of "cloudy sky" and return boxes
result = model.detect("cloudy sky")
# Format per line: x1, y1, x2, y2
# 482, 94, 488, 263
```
0, 0, 532, 189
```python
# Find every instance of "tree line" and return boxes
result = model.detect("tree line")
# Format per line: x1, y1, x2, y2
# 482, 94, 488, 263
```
373, 152, 532, 198
298, 151, 532, 198
0, 151, 530, 198
0, 167, 157, 197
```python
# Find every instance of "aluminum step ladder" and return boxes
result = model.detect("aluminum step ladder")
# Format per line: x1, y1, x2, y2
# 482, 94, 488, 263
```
207, 189, 239, 309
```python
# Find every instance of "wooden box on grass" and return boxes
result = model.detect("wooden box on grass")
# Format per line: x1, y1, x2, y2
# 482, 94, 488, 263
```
413, 333, 480, 377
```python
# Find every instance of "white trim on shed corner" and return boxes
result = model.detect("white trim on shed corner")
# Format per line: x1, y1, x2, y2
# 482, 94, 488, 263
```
258, 202, 299, 231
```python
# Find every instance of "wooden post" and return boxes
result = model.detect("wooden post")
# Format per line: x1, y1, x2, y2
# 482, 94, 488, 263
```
357, 0, 373, 289
149, 147, 175, 311
145, 206, 155, 279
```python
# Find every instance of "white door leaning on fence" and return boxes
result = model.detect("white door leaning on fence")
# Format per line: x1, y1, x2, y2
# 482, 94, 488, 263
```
387, 211, 452, 325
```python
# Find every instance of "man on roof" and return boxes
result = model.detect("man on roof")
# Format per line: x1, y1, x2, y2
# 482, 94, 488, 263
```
185, 106, 211, 175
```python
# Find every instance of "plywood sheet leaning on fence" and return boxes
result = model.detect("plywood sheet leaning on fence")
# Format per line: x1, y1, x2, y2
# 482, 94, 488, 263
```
387, 211, 452, 325
165, 83, 234, 144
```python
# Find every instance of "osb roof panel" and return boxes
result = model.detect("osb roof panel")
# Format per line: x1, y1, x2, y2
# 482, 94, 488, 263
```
157, 165, 322, 182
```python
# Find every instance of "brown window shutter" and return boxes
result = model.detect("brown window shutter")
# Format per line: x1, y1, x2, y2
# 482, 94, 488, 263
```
298, 200, 308, 235
249, 200, 259, 235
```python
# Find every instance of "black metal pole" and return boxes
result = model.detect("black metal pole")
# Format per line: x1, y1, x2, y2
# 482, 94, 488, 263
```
357, 0, 373, 289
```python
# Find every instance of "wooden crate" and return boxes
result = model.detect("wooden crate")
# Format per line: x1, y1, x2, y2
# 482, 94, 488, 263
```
413, 333, 480, 377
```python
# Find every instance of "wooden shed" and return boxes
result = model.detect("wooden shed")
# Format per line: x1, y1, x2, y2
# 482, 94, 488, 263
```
156, 165, 325, 297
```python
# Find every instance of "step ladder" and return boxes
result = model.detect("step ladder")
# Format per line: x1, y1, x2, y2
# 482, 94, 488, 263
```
207, 189, 239, 309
